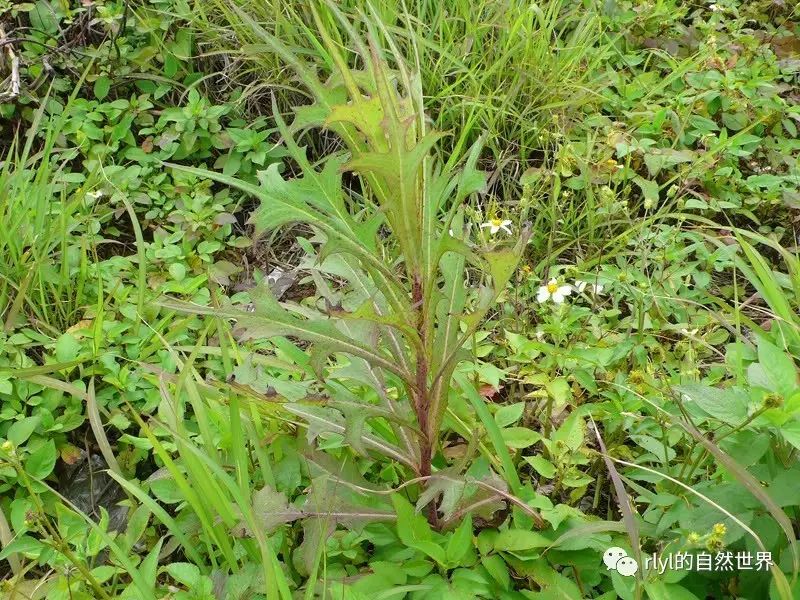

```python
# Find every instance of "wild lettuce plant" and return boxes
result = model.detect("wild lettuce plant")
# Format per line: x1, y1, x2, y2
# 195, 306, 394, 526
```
168, 5, 528, 523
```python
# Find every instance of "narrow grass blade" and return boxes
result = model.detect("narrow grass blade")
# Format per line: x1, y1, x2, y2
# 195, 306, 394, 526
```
590, 416, 642, 598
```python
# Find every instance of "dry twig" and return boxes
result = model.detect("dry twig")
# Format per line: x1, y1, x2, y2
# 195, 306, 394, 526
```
0, 25, 20, 100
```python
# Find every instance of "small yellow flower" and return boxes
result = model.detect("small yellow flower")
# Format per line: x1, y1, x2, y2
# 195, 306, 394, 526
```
706, 537, 724, 552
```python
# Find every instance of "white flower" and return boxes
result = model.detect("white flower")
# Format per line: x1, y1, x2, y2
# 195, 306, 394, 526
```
537, 278, 572, 304
480, 218, 513, 235
86, 190, 104, 201
709, 3, 721, 11
574, 280, 604, 294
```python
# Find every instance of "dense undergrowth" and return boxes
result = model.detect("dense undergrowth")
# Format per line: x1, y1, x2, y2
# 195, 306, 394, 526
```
1, 1, 799, 599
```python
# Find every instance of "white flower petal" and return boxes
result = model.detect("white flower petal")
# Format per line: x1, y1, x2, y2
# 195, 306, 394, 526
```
480, 222, 492, 229
574, 280, 587, 292
557, 285, 572, 296
536, 288, 550, 303
552, 291, 565, 303
500, 224, 512, 234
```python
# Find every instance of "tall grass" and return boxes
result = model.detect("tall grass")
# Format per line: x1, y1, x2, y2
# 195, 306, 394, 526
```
191, 0, 611, 171
0, 105, 95, 335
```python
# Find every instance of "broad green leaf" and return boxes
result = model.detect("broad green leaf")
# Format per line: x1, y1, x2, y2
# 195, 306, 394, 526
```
446, 514, 473, 565
481, 554, 511, 590
495, 403, 525, 428
140, 538, 163, 590
545, 378, 572, 408
7, 416, 40, 445
501, 427, 542, 449
25, 440, 56, 479
484, 247, 522, 297
0, 535, 45, 560
494, 529, 551, 552
522, 560, 583, 599
780, 420, 800, 452
552, 412, 584, 452
391, 494, 446, 565
525, 456, 556, 479
94, 76, 111, 101
165, 563, 201, 588
55, 332, 81, 362
675, 384, 750, 426
757, 339, 798, 398
644, 581, 700, 600
432, 237, 467, 375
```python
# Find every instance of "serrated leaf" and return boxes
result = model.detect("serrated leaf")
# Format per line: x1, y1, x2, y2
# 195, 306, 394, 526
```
251, 486, 302, 533
162, 288, 406, 381
283, 402, 412, 468
303, 477, 394, 531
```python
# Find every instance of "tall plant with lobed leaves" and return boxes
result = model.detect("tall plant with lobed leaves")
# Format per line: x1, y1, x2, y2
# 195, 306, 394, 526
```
168, 4, 529, 523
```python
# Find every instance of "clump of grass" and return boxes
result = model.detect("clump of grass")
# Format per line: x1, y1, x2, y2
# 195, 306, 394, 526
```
0, 104, 95, 335
192, 0, 610, 171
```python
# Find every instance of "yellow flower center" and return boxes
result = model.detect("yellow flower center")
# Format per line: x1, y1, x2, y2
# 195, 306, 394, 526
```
547, 282, 558, 294
491, 218, 502, 227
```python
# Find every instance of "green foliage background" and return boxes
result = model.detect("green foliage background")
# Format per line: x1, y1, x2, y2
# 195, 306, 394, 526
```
0, 0, 799, 599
